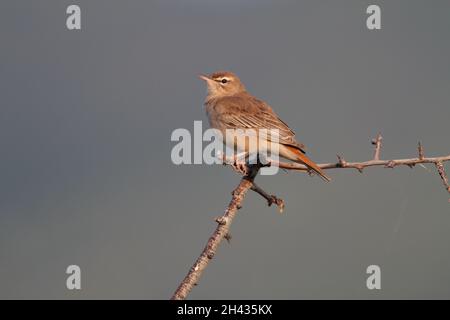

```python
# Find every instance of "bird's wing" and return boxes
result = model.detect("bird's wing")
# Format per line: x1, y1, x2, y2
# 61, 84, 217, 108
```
214, 95, 306, 153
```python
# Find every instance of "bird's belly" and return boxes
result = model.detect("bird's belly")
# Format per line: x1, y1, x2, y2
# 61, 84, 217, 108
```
221, 130, 277, 157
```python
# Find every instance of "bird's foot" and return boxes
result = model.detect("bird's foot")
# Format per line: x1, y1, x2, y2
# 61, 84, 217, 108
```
231, 160, 249, 176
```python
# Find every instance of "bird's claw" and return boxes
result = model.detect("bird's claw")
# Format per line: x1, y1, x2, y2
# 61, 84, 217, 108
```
231, 160, 249, 176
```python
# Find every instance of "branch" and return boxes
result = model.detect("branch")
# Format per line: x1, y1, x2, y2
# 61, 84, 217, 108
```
251, 182, 285, 213
171, 165, 261, 300
171, 134, 450, 300
268, 135, 450, 196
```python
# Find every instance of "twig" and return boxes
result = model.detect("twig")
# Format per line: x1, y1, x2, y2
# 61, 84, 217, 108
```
435, 161, 450, 193
221, 152, 285, 210
372, 133, 383, 161
251, 182, 285, 213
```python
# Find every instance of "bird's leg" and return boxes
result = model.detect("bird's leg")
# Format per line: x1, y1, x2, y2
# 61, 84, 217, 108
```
251, 182, 285, 213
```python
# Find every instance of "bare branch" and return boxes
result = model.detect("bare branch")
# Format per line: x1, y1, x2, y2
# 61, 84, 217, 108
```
171, 165, 260, 300
266, 135, 450, 195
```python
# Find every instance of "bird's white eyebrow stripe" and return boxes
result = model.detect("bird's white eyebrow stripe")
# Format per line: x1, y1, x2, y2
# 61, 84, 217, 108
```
213, 76, 231, 82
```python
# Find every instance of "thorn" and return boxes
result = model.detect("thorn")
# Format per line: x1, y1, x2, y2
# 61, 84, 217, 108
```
371, 133, 383, 145
224, 233, 232, 243
385, 160, 396, 168
260, 162, 271, 168
336, 154, 346, 167
278, 200, 285, 213
236, 204, 242, 210
215, 217, 227, 225
418, 141, 425, 160
207, 252, 214, 259
372, 133, 383, 161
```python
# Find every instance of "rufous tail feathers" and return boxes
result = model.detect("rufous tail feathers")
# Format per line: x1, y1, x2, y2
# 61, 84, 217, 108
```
286, 146, 331, 182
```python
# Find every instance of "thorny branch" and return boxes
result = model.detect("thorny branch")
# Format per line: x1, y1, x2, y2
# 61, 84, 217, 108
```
171, 134, 450, 300
251, 182, 285, 213
171, 165, 261, 300
269, 133, 450, 197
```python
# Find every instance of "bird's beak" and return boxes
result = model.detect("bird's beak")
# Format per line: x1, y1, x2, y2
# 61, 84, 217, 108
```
198, 74, 211, 82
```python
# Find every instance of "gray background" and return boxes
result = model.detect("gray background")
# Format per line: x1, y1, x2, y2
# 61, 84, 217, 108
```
1, 0, 449, 299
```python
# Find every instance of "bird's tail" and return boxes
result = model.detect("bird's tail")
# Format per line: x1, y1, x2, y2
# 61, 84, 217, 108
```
285, 146, 331, 182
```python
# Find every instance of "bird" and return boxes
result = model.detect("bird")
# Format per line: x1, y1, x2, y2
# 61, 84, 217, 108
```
199, 71, 331, 182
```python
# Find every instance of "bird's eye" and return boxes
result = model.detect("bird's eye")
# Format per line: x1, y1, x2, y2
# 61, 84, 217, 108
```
221, 79, 228, 84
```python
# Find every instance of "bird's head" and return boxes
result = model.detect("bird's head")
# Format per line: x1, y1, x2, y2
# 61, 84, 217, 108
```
199, 71, 246, 98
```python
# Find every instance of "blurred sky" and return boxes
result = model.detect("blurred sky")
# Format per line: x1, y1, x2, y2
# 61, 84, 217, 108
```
0, 0, 449, 299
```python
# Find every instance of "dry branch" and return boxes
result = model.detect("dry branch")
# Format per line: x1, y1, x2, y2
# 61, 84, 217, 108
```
268, 134, 450, 196
251, 182, 285, 213
171, 134, 450, 300
171, 165, 261, 300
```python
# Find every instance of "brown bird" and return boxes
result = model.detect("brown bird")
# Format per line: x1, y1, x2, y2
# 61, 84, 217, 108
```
199, 71, 330, 182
